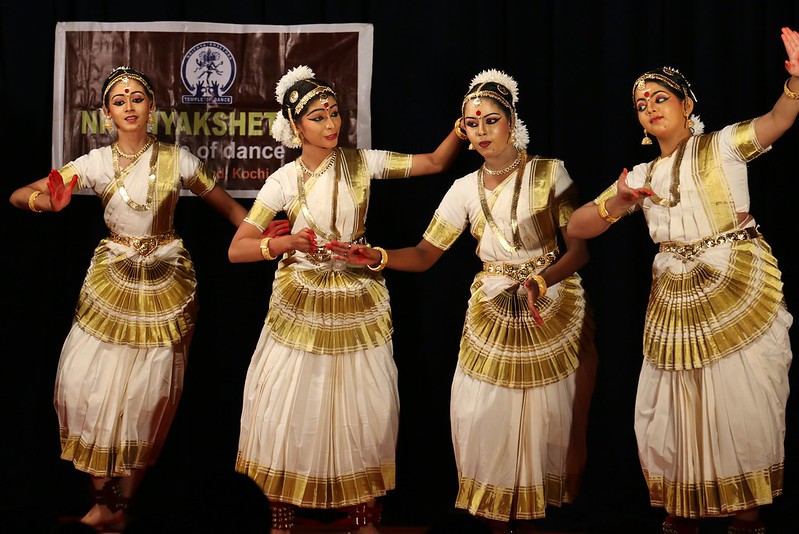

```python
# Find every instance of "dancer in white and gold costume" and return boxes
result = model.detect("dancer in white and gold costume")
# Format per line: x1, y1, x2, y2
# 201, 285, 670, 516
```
228, 65, 462, 534
9, 66, 250, 531
330, 69, 598, 533
568, 27, 799, 534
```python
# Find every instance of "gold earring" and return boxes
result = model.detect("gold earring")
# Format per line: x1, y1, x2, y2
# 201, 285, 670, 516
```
468, 142, 475, 150
641, 128, 652, 145
684, 112, 694, 133
104, 115, 113, 131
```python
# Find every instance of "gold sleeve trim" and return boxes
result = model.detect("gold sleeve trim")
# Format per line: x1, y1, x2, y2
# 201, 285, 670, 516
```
731, 119, 768, 162
379, 152, 413, 179
423, 212, 463, 251
245, 201, 279, 233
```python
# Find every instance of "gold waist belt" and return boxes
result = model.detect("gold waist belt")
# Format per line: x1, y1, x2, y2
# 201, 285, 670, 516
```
482, 249, 559, 284
659, 226, 760, 262
108, 230, 177, 256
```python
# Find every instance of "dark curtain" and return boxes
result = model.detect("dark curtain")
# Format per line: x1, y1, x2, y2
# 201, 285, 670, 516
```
2, 2, 798, 533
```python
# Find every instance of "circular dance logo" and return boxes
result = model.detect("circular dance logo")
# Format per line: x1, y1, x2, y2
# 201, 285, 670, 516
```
181, 41, 237, 104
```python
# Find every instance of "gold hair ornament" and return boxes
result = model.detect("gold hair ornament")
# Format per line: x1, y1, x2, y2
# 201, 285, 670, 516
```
293, 84, 336, 116
632, 67, 698, 105
102, 68, 154, 104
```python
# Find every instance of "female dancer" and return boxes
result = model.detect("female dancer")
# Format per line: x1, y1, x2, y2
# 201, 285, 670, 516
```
228, 65, 462, 533
329, 69, 598, 534
9, 66, 252, 531
567, 26, 799, 534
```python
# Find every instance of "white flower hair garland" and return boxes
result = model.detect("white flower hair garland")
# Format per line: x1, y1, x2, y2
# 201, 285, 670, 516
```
689, 114, 704, 135
271, 65, 316, 148
467, 69, 529, 150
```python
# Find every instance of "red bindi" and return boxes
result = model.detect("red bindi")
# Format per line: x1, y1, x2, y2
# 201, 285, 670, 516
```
323, 102, 329, 108
124, 88, 129, 93
644, 91, 650, 98
476, 110, 481, 116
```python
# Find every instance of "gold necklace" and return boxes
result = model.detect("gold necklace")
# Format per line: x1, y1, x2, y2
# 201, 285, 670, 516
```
642, 137, 688, 208
111, 140, 159, 211
296, 150, 339, 263
481, 150, 522, 176
477, 149, 526, 253
297, 151, 337, 178
113, 135, 155, 160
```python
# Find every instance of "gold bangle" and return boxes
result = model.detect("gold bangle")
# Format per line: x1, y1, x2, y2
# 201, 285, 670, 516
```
367, 246, 388, 272
597, 198, 620, 224
259, 237, 278, 260
28, 190, 43, 212
454, 118, 468, 140
528, 274, 547, 300
784, 78, 799, 100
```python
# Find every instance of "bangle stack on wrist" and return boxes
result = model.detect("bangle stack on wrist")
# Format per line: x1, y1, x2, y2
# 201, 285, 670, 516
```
367, 246, 388, 272
28, 190, 43, 212
784, 77, 799, 100
259, 237, 278, 261
597, 198, 620, 224
528, 274, 547, 300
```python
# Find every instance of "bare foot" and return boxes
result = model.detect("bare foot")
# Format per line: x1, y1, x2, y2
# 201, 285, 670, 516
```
357, 525, 380, 534
81, 504, 125, 531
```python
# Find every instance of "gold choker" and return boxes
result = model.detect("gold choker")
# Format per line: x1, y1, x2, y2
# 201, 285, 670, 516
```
113, 135, 155, 160
481, 150, 522, 176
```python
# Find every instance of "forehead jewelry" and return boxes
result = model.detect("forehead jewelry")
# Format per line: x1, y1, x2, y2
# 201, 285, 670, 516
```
320, 94, 329, 109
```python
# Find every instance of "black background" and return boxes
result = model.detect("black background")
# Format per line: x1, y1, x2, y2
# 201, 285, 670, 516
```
2, 2, 798, 533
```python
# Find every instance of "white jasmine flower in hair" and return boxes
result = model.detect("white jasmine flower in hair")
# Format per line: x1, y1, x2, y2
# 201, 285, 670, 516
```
275, 65, 315, 104
689, 114, 704, 135
271, 111, 300, 148
513, 117, 530, 150
470, 69, 520, 104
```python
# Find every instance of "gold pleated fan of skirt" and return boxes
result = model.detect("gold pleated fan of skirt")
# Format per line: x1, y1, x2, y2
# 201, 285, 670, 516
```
459, 274, 592, 388
644, 241, 785, 370
265, 266, 393, 355
75, 241, 197, 347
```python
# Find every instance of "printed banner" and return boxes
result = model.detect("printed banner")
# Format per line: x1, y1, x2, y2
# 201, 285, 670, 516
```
53, 21, 374, 197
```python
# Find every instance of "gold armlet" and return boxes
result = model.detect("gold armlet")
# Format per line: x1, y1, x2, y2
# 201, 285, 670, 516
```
784, 78, 799, 100
528, 274, 547, 300
259, 237, 278, 261
454, 118, 468, 141
597, 198, 620, 224
367, 246, 388, 272
28, 190, 43, 213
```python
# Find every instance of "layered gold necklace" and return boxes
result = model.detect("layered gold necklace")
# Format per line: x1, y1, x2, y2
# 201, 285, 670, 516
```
111, 135, 158, 211
296, 150, 339, 263
642, 137, 689, 208
477, 149, 527, 253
